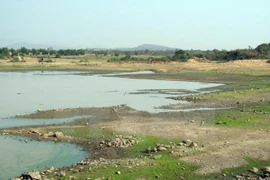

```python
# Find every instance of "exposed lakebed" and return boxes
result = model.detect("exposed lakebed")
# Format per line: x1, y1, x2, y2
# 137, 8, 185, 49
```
0, 70, 223, 179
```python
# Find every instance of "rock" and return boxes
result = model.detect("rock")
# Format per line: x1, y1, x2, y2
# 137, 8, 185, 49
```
189, 142, 198, 148
147, 146, 152, 154
45, 132, 55, 138
178, 142, 185, 146
59, 170, 66, 177
116, 171, 121, 175
216, 121, 227, 125
235, 175, 245, 180
164, 145, 171, 148
54, 131, 64, 138
158, 146, 167, 151
183, 140, 192, 146
153, 155, 162, 160
23, 171, 42, 180
28, 129, 40, 134
262, 167, 270, 174
249, 167, 258, 173
44, 131, 64, 138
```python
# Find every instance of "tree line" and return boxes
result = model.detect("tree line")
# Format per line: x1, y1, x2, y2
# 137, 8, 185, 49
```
1, 43, 270, 62
0, 47, 86, 59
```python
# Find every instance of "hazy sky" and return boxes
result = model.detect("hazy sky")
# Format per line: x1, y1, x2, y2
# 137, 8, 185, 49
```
1, 0, 270, 49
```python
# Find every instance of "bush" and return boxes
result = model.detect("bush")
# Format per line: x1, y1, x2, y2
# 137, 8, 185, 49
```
38, 58, 44, 62
55, 54, 61, 58
107, 58, 121, 62
9, 57, 21, 63
44, 59, 53, 63
0, 55, 9, 60
79, 59, 88, 62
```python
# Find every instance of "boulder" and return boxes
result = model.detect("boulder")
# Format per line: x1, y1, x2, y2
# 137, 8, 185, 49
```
183, 140, 192, 146
44, 131, 64, 138
262, 167, 270, 174
23, 171, 41, 180
153, 155, 162, 160
189, 142, 198, 148
54, 131, 64, 138
59, 170, 66, 177
249, 167, 258, 173
158, 146, 167, 151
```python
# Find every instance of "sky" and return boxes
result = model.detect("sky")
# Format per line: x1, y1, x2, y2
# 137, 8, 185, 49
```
0, 0, 270, 50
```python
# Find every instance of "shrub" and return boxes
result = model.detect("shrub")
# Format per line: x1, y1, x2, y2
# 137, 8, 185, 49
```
55, 54, 61, 58
0, 55, 9, 60
79, 59, 88, 62
44, 59, 53, 63
107, 58, 121, 62
38, 58, 44, 62
9, 57, 20, 62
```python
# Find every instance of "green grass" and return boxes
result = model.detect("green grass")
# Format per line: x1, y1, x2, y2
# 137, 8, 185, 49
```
217, 157, 270, 179
43, 127, 270, 179
49, 155, 270, 180
209, 105, 270, 129
49, 154, 202, 180
195, 87, 270, 100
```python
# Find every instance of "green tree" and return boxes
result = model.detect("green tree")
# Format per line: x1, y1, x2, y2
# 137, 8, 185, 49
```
55, 54, 61, 58
255, 43, 270, 55
31, 48, 38, 55
171, 50, 189, 62
20, 47, 28, 54
49, 49, 56, 55
0, 47, 10, 59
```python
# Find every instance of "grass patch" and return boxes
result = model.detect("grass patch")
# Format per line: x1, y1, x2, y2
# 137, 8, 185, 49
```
210, 105, 270, 129
50, 154, 202, 180
46, 155, 270, 180
197, 88, 270, 99
217, 157, 270, 179
41, 126, 270, 179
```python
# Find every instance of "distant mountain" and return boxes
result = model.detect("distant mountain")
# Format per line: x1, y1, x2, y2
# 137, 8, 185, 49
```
118, 44, 178, 51
4, 42, 66, 50
0, 39, 178, 51
0, 38, 67, 49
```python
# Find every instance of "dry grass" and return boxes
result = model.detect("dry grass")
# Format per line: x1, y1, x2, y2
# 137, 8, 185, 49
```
1, 56, 270, 75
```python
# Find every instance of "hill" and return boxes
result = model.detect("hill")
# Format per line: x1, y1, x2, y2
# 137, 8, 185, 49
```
118, 44, 178, 51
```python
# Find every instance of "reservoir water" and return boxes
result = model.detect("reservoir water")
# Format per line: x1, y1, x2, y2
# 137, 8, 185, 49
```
0, 71, 223, 179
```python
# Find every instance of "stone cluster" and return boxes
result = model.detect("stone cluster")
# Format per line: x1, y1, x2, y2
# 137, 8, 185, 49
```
99, 135, 138, 148
146, 139, 198, 154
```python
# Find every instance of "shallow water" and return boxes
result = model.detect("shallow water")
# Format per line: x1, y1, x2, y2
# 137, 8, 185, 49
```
0, 70, 222, 119
0, 115, 92, 129
0, 70, 223, 179
0, 135, 86, 180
